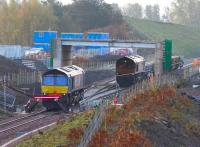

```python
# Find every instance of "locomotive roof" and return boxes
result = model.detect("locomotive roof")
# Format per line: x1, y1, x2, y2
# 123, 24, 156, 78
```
123, 55, 144, 63
43, 65, 84, 77
57, 65, 84, 77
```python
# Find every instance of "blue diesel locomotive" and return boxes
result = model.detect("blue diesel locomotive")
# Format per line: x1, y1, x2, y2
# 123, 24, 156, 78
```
25, 65, 84, 112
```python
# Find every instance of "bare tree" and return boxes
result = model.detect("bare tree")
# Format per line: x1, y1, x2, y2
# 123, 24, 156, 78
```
171, 0, 200, 27
162, 7, 171, 22
145, 5, 153, 20
152, 5, 160, 21
123, 3, 143, 19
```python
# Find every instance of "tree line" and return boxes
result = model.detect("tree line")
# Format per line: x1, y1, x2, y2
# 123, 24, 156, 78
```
0, 0, 123, 46
123, 3, 161, 22
170, 0, 200, 27
123, 0, 200, 27
0, 0, 199, 46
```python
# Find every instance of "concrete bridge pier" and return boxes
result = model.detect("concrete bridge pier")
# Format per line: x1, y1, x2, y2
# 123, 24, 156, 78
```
62, 45, 72, 66
154, 43, 163, 81
53, 39, 72, 68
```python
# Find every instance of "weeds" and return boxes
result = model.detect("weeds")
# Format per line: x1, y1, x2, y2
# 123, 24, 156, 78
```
89, 85, 200, 146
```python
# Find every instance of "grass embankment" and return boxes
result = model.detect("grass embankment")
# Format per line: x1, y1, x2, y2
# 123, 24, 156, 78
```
89, 85, 200, 147
17, 109, 95, 147
126, 18, 200, 57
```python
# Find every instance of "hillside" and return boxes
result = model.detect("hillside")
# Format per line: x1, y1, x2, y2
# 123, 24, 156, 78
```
89, 85, 200, 147
126, 18, 200, 57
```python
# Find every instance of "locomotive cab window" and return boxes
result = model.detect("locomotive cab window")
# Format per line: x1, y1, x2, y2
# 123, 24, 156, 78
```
42, 75, 54, 85
55, 75, 68, 86
42, 74, 68, 86
116, 57, 136, 75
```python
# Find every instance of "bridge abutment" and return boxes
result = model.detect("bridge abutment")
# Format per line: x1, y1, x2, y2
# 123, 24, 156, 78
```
53, 39, 72, 68
62, 45, 72, 66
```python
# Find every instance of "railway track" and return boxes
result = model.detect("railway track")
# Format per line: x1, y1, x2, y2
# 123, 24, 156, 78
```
80, 79, 121, 109
0, 110, 70, 146
84, 77, 115, 93
0, 115, 46, 134
0, 77, 116, 145
84, 78, 116, 99
0, 110, 46, 128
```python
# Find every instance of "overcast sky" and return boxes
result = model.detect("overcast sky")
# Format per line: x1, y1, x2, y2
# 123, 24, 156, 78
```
60, 0, 174, 14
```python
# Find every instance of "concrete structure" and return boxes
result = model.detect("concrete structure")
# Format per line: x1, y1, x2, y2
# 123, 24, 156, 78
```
53, 39, 163, 77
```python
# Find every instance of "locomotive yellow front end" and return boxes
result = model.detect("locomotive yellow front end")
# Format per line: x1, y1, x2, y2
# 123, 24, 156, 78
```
34, 65, 84, 111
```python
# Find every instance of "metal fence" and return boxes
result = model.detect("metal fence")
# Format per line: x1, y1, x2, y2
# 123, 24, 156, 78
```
0, 70, 40, 87
0, 90, 16, 107
78, 61, 116, 71
183, 64, 199, 79
78, 64, 200, 147
78, 103, 106, 147
0, 70, 40, 110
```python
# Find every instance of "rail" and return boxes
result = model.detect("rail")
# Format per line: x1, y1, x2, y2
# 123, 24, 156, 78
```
0, 110, 46, 127
0, 110, 64, 146
0, 116, 46, 134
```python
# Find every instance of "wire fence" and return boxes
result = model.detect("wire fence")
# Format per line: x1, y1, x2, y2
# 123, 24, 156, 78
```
0, 90, 16, 107
78, 61, 116, 71
0, 70, 41, 87
78, 103, 106, 147
78, 64, 200, 147
0, 70, 41, 111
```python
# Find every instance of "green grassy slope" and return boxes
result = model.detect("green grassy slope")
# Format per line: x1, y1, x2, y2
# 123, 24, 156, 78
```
126, 18, 200, 57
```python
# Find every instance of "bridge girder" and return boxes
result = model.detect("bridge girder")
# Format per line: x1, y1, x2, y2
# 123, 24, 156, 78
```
61, 39, 157, 49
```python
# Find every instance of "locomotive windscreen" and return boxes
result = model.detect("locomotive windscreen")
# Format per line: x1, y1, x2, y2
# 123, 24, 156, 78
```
43, 75, 68, 86
116, 57, 136, 75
